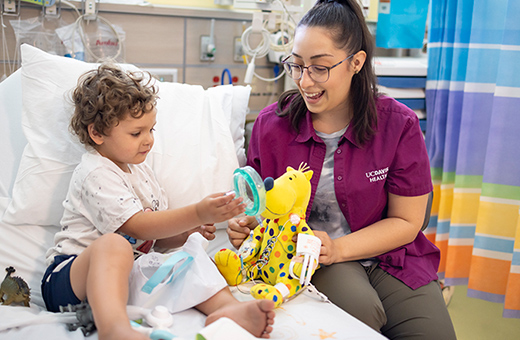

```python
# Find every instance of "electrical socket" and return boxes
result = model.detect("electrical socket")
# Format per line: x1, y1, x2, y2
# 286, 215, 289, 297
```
141, 68, 178, 83
200, 35, 215, 62
84, 0, 97, 20
45, 4, 58, 16
4, 0, 17, 13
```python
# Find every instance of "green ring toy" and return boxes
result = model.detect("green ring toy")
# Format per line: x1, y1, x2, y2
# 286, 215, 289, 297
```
232, 166, 266, 216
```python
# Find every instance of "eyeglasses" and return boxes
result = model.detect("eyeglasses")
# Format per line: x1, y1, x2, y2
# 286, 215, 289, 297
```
282, 53, 355, 83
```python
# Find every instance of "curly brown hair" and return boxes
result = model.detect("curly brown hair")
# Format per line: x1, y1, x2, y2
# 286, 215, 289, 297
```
70, 63, 158, 147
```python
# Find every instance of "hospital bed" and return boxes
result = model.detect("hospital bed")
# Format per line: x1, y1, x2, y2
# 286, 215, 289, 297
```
0, 44, 386, 340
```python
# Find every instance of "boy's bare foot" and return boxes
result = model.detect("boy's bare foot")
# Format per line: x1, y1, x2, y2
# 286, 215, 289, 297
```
205, 299, 275, 338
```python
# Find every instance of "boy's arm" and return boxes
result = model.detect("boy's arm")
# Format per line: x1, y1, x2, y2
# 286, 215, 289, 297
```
118, 204, 199, 240
154, 231, 191, 250
154, 224, 216, 250
118, 193, 244, 241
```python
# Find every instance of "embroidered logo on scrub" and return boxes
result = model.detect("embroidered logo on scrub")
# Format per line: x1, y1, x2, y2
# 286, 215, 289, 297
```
365, 167, 389, 183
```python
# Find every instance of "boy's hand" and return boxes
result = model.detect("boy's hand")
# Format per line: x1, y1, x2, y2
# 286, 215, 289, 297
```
195, 224, 217, 241
195, 192, 246, 225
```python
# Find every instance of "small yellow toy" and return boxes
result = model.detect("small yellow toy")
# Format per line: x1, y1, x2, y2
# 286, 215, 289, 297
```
215, 164, 321, 307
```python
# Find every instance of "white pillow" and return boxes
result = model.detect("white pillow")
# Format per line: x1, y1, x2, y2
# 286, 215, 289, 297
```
146, 82, 239, 210
0, 69, 25, 200
3, 44, 250, 227
208, 84, 249, 167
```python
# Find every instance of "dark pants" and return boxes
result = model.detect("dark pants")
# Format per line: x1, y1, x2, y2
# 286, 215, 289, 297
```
312, 261, 456, 340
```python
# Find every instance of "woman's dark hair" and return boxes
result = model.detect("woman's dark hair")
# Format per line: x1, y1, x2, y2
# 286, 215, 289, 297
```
277, 0, 379, 145
70, 64, 158, 147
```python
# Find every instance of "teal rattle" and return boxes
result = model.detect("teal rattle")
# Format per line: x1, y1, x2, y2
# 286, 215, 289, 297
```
229, 166, 267, 222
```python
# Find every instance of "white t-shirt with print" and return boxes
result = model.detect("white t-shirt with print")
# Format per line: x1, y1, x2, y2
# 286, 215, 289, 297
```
45, 150, 168, 265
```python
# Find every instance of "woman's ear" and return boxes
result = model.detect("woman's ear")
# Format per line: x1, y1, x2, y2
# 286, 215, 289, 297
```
351, 50, 367, 74
88, 123, 104, 146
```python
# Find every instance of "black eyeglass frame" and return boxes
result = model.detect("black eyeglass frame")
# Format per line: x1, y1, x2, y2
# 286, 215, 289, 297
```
281, 53, 356, 83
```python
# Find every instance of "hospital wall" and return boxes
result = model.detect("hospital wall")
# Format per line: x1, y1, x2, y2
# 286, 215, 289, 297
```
1, 2, 399, 113
0, 3, 283, 113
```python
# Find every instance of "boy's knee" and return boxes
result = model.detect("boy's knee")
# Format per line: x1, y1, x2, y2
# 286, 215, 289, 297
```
93, 233, 134, 256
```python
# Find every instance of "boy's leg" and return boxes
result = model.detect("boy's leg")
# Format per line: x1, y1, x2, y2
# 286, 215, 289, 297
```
311, 261, 387, 332
196, 287, 275, 339
368, 266, 457, 340
69, 233, 148, 340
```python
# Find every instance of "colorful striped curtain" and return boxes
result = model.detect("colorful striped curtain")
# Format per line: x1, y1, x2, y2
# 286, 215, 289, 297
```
425, 0, 520, 318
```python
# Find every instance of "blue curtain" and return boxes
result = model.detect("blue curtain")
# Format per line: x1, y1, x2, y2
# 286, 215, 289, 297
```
426, 0, 520, 318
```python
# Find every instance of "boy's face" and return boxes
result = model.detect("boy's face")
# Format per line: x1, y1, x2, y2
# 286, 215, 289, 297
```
91, 108, 157, 172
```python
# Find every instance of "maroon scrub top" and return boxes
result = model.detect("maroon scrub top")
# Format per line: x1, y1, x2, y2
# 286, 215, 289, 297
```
247, 95, 439, 289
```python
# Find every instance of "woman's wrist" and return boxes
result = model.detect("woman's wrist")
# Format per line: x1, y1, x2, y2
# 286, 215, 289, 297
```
331, 237, 345, 263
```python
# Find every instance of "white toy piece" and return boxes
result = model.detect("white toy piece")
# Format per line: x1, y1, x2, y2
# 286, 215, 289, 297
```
131, 305, 177, 340
290, 233, 322, 286
145, 305, 174, 329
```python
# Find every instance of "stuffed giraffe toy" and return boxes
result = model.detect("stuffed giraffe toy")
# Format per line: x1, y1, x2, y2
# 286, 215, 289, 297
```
215, 164, 320, 307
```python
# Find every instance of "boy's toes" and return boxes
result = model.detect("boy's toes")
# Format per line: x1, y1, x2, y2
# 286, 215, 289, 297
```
258, 298, 275, 312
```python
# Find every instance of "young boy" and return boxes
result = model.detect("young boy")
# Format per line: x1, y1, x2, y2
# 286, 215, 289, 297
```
41, 64, 275, 340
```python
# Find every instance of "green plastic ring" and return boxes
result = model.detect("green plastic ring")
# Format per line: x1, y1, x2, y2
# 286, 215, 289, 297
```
233, 166, 266, 216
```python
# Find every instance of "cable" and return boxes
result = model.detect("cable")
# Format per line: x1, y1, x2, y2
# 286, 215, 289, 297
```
71, 14, 122, 62
35, 1, 121, 62
61, 0, 81, 16
1, 15, 11, 80
221, 68, 232, 85
240, 3, 296, 84
240, 25, 271, 59
1, 12, 21, 80
1, 1, 83, 80
253, 68, 285, 83
274, 0, 298, 26
240, 18, 296, 60
266, 18, 296, 55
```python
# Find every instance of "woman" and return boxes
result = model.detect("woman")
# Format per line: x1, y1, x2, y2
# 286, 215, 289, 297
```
227, 0, 456, 339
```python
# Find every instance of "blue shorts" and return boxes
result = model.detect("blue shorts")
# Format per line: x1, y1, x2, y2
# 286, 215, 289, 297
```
41, 254, 81, 312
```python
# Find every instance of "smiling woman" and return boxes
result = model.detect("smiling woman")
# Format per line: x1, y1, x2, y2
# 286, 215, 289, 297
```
226, 1, 457, 339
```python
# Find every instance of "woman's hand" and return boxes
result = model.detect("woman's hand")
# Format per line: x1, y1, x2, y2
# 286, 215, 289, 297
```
313, 230, 339, 266
227, 215, 258, 249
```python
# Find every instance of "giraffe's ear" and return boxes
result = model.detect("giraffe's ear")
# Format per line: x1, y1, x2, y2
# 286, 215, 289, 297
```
305, 170, 313, 181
